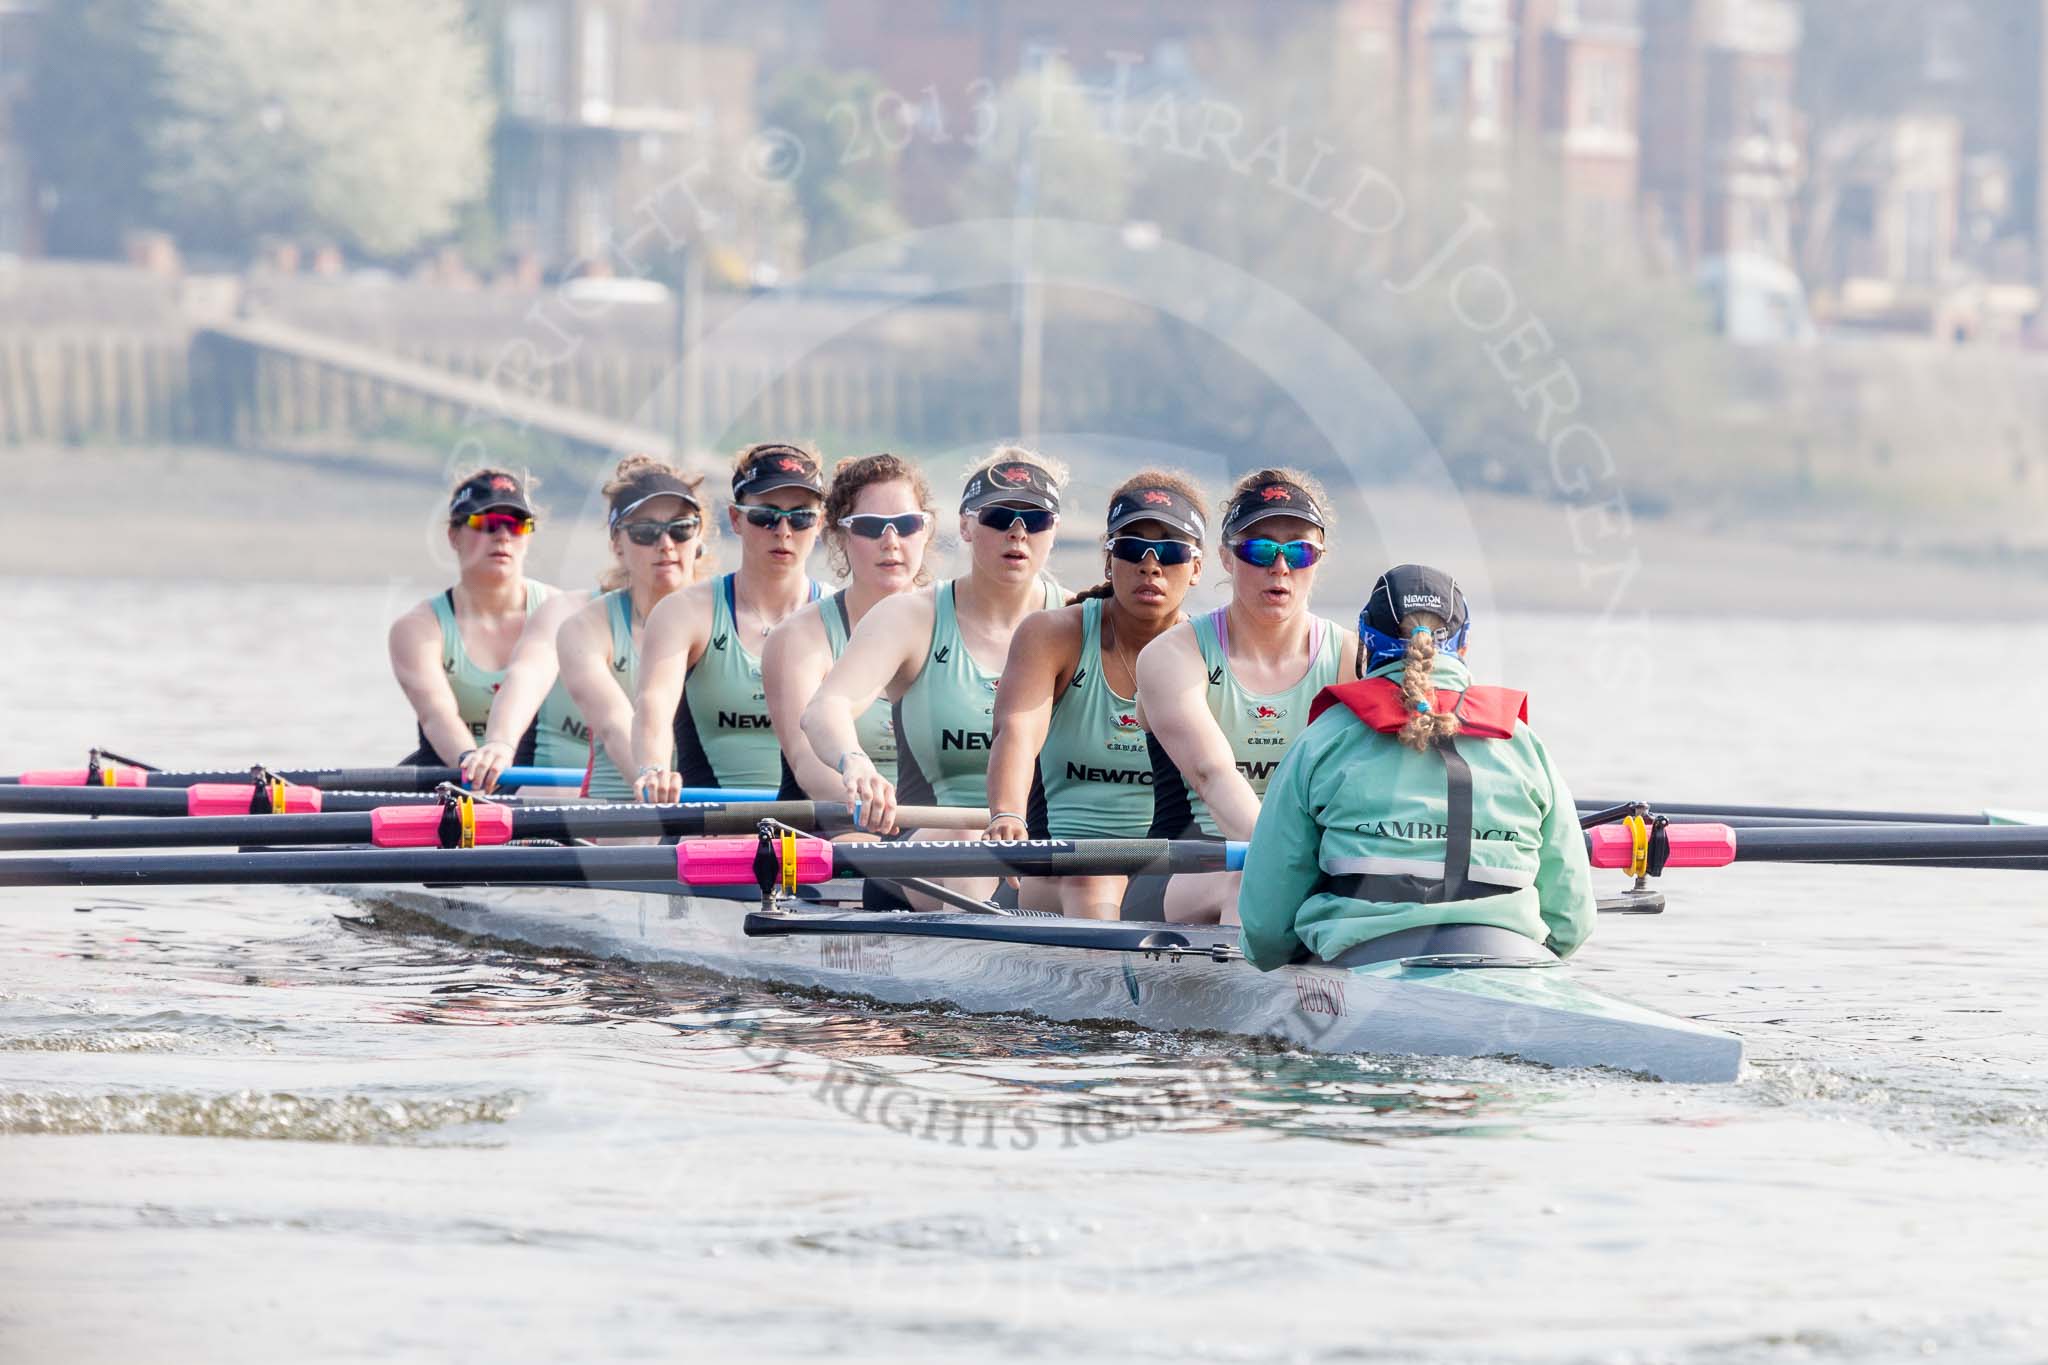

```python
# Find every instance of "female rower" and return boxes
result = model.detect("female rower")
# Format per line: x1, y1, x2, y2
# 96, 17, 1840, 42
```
802, 446, 1066, 906
982, 472, 1208, 917
632, 443, 825, 800
484, 456, 709, 798
388, 469, 569, 768
1236, 564, 1595, 968
763, 452, 935, 800
459, 456, 708, 794
1130, 468, 1358, 923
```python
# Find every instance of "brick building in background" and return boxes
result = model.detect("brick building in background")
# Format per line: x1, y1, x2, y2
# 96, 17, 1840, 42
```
0, 0, 41, 257
812, 0, 1773, 266
493, 0, 763, 274
1637, 0, 1802, 267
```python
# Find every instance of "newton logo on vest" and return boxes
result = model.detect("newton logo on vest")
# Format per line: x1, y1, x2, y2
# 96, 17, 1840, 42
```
1206, 666, 1224, 686
712, 634, 728, 651
933, 645, 952, 664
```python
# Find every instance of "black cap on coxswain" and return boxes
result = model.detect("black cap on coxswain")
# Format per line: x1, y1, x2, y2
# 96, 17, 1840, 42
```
960, 460, 1060, 514
1105, 485, 1205, 542
1364, 564, 1468, 637
608, 468, 702, 526
731, 445, 825, 500
1361, 563, 1470, 671
449, 471, 534, 521
1220, 477, 1324, 538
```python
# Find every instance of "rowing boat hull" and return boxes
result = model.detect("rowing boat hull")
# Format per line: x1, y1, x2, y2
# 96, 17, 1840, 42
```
357, 884, 1744, 1083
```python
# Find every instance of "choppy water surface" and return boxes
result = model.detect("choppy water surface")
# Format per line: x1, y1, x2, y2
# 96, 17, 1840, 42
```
3, 576, 2047, 1364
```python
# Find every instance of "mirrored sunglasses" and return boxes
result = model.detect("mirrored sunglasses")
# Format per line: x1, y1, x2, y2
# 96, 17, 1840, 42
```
1229, 537, 1323, 570
459, 512, 535, 536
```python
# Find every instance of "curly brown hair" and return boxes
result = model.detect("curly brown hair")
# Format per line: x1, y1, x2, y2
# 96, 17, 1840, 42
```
821, 452, 936, 582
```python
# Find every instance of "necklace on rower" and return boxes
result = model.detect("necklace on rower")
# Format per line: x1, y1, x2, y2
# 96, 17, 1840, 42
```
1104, 612, 1140, 696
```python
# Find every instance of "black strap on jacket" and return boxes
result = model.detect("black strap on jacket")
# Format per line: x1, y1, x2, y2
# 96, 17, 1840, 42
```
1323, 734, 1489, 906
1438, 735, 1473, 902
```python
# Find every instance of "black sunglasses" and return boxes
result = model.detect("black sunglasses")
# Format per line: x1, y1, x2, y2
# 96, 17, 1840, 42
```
976, 507, 1058, 534
740, 505, 821, 530
621, 517, 701, 546
1106, 536, 1197, 566
839, 512, 932, 539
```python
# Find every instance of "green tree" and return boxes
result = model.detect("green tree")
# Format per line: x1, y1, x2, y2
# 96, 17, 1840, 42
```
147, 0, 494, 258
955, 57, 1132, 226
20, 0, 163, 259
762, 66, 907, 264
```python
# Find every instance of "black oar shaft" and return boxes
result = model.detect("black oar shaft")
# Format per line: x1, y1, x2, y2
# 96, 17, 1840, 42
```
0, 845, 680, 889
829, 838, 1230, 879
1731, 824, 2048, 862
0, 787, 467, 817
1, 766, 488, 792
0, 837, 1233, 890
1584, 799, 1991, 826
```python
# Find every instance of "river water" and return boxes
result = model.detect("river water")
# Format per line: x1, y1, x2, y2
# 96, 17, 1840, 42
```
2, 575, 2045, 1363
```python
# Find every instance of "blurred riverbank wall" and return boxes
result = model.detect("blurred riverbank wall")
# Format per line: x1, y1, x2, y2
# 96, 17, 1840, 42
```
4, 259, 2048, 537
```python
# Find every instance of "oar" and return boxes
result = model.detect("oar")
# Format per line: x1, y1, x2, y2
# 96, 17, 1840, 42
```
1580, 798, 2044, 827
0, 785, 516, 817
6, 763, 593, 790
1589, 821, 2048, 872
5, 761, 777, 800
0, 836, 1245, 890
0, 784, 777, 819
0, 800, 991, 851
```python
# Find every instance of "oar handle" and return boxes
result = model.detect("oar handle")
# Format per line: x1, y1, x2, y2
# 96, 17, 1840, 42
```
891, 806, 992, 830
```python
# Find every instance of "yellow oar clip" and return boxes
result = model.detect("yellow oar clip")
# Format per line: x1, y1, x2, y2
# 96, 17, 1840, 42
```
454, 793, 477, 849
778, 830, 800, 893
266, 777, 289, 815
1622, 813, 1651, 880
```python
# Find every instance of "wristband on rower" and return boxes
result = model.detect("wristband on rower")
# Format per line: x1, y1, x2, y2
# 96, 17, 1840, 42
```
987, 811, 1027, 827
837, 749, 869, 775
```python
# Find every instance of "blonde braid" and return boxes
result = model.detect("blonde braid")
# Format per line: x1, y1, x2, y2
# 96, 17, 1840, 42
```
1395, 611, 1462, 752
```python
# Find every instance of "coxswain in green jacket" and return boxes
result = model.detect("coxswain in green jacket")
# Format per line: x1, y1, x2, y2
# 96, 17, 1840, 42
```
1236, 564, 1596, 970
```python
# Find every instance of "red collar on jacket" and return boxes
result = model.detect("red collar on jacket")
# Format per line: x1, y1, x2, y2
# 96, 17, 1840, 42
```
1307, 677, 1528, 740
